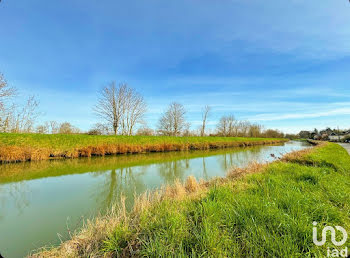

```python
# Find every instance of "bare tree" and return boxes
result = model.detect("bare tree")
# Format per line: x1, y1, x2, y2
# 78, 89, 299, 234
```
248, 123, 263, 137
0, 74, 41, 133
158, 102, 186, 136
12, 96, 40, 133
94, 82, 123, 135
59, 122, 72, 134
136, 126, 155, 136
264, 129, 284, 138
89, 123, 110, 135
49, 120, 59, 134
58, 122, 80, 134
182, 122, 192, 137
0, 105, 13, 132
216, 114, 279, 138
0, 73, 16, 111
217, 115, 249, 137
0, 74, 16, 132
121, 86, 147, 135
217, 116, 229, 136
226, 115, 235, 136
200, 105, 211, 137
232, 118, 240, 137
94, 82, 146, 135
239, 121, 250, 137
36, 123, 49, 134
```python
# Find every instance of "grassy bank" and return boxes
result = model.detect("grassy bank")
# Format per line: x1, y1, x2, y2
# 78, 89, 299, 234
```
34, 142, 350, 257
0, 133, 286, 163
0, 145, 271, 184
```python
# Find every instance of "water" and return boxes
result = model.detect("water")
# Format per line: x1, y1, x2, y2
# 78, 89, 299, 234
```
0, 141, 309, 257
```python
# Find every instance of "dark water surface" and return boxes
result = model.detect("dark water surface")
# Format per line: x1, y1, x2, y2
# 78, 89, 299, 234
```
0, 141, 310, 257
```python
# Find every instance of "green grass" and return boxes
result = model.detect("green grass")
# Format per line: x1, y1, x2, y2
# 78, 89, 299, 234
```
0, 133, 283, 149
290, 142, 350, 173
102, 143, 350, 257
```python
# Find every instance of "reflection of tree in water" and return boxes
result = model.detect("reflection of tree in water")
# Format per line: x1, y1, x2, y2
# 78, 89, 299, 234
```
96, 157, 199, 210
157, 159, 188, 184
0, 182, 31, 221
94, 166, 147, 211
218, 147, 267, 171
202, 157, 209, 181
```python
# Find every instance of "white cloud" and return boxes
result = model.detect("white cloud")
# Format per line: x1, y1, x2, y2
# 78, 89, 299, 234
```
248, 108, 350, 121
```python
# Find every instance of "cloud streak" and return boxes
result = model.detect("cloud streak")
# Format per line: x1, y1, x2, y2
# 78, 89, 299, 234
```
248, 108, 350, 121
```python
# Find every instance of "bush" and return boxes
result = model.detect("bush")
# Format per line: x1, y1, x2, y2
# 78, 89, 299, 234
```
87, 129, 102, 135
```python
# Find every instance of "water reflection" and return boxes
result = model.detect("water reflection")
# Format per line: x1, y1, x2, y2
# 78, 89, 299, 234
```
0, 141, 310, 257
94, 167, 147, 210
157, 159, 188, 183
0, 181, 31, 219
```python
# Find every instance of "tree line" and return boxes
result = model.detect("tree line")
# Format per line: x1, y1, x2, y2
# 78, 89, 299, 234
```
0, 75, 284, 138
92, 82, 284, 138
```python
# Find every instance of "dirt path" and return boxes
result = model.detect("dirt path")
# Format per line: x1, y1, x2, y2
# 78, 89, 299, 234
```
338, 143, 350, 155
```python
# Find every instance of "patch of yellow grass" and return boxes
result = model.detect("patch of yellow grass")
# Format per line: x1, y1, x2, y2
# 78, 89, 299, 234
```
164, 179, 187, 199
185, 176, 198, 193
227, 161, 268, 179
0, 135, 287, 163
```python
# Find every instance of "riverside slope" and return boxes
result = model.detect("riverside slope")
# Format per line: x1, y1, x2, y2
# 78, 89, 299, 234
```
0, 133, 287, 163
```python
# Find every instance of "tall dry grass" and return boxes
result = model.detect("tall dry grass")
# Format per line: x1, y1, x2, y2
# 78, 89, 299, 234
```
0, 136, 287, 163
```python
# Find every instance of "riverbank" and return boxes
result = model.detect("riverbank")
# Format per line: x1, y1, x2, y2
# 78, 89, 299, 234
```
33, 142, 350, 257
0, 133, 287, 163
0, 145, 286, 184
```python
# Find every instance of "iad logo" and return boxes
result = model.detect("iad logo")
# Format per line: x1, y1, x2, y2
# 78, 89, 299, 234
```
313, 222, 348, 257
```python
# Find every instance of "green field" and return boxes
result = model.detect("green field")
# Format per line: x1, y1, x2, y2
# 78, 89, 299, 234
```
36, 142, 350, 257
0, 133, 284, 149
0, 133, 286, 163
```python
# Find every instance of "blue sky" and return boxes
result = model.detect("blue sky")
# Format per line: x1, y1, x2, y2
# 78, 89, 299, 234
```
0, 0, 349, 133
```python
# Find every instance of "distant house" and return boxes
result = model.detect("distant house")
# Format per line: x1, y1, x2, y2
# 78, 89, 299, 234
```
321, 133, 329, 140
299, 128, 350, 141
329, 133, 342, 141
329, 132, 350, 142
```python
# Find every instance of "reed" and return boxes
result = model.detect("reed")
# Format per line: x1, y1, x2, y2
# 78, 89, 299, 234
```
0, 133, 287, 163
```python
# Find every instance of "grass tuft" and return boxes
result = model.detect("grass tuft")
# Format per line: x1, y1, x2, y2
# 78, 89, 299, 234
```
185, 176, 198, 193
